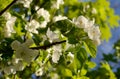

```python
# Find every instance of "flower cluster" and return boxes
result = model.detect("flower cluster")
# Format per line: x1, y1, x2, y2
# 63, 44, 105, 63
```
46, 28, 62, 63
73, 15, 101, 45
2, 58, 24, 75
0, 57, 25, 75
11, 39, 38, 64
1, 39, 39, 75
3, 12, 16, 37
25, 19, 40, 34
52, 45, 62, 63
37, 8, 50, 28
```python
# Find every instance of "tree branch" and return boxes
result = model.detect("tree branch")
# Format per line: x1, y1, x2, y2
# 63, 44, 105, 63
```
0, 0, 18, 15
30, 40, 66, 50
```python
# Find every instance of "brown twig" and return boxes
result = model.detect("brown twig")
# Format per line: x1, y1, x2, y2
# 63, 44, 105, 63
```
0, 0, 18, 16
30, 40, 66, 50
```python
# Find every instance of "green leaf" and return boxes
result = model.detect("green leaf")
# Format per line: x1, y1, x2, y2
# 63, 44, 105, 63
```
32, 34, 43, 45
68, 53, 81, 73
44, 40, 50, 46
0, 0, 13, 12
71, 44, 88, 72
100, 25, 111, 41
83, 41, 96, 58
76, 47, 87, 64
80, 68, 87, 76
68, 35, 79, 44
64, 68, 73, 77
14, 19, 25, 36
54, 19, 75, 35
86, 61, 96, 69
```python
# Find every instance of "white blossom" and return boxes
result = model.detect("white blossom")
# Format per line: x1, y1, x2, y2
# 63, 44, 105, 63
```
46, 28, 59, 42
86, 5, 90, 9
12, 58, 25, 71
37, 8, 50, 28
67, 52, 74, 63
11, 39, 39, 64
52, 51, 61, 63
18, 0, 32, 8
3, 12, 16, 37
73, 15, 101, 45
51, 0, 64, 9
0, 54, 2, 60
87, 26, 101, 40
73, 15, 89, 28
37, 8, 50, 22
25, 20, 40, 34
87, 26, 101, 45
67, 52, 74, 59
35, 67, 44, 76
40, 21, 48, 28
3, 12, 11, 20
11, 40, 21, 50
92, 8, 97, 14
93, 38, 101, 46
53, 15, 67, 22
84, 19, 95, 32
51, 73, 59, 79
35, 6, 39, 10
3, 66, 16, 75
52, 45, 62, 63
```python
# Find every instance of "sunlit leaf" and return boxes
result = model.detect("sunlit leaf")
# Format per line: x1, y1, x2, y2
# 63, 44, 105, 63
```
84, 40, 96, 58
85, 61, 96, 69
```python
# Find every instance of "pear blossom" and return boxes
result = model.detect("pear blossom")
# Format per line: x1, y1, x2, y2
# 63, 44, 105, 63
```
0, 54, 2, 60
51, 73, 59, 79
3, 12, 16, 37
86, 5, 90, 9
36, 8, 50, 28
37, 8, 50, 22
86, 25, 101, 45
3, 66, 16, 75
52, 45, 62, 63
92, 8, 97, 14
3, 12, 11, 20
87, 26, 101, 40
67, 52, 74, 61
51, 0, 64, 9
25, 20, 40, 34
84, 19, 95, 32
18, 0, 32, 8
11, 39, 38, 64
35, 6, 39, 10
40, 21, 48, 28
73, 15, 101, 45
46, 28, 59, 42
83, 4, 90, 12
53, 15, 67, 22
35, 67, 44, 76
12, 58, 25, 71
93, 38, 101, 46
73, 15, 89, 28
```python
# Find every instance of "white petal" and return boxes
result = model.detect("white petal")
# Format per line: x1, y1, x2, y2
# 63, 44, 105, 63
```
53, 15, 67, 22
11, 40, 21, 50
